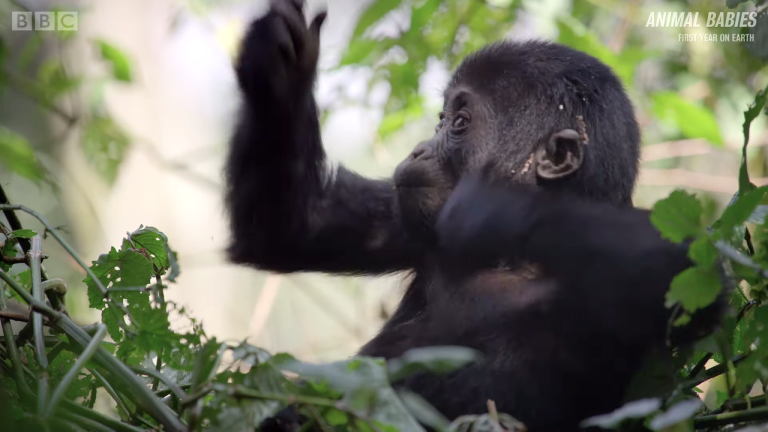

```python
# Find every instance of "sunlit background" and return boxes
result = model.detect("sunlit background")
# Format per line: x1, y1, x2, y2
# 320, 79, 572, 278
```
0, 0, 766, 390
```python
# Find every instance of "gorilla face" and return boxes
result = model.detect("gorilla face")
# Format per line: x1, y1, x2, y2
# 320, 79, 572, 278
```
393, 84, 586, 244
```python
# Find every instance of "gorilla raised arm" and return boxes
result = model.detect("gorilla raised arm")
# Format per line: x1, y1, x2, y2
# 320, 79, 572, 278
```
226, 0, 422, 274
226, 1, 722, 430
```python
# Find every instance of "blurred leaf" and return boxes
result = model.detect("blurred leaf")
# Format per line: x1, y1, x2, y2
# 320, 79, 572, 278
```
726, 0, 751, 6
0, 127, 45, 182
650, 190, 703, 243
397, 389, 451, 431
648, 399, 702, 431
688, 237, 717, 269
739, 83, 768, 193
666, 267, 722, 313
718, 186, 768, 231
37, 60, 82, 101
387, 346, 483, 381
9, 229, 37, 239
191, 338, 224, 391
580, 398, 661, 429
81, 115, 131, 184
651, 91, 723, 146
353, 0, 402, 38
340, 38, 392, 67
96, 40, 133, 82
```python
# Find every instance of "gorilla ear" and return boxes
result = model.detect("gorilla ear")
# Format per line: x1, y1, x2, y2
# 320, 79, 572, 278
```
535, 129, 584, 180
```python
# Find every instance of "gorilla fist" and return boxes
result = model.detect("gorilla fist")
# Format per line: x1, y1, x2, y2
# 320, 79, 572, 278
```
236, 0, 326, 104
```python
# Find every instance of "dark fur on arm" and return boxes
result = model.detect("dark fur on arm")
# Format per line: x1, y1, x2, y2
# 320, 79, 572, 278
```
225, 10, 419, 275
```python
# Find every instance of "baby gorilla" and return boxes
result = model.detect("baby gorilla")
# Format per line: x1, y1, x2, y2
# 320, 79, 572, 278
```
226, 1, 721, 430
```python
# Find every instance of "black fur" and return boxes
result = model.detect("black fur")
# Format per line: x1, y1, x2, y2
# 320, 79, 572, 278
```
227, 2, 720, 431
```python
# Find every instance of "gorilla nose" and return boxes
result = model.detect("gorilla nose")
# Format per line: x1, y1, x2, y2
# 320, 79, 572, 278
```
411, 148, 426, 159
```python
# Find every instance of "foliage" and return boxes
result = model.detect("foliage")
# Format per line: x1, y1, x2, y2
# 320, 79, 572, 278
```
2, 0, 768, 431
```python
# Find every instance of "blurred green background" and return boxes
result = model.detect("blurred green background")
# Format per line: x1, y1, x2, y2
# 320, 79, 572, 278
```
0, 0, 766, 369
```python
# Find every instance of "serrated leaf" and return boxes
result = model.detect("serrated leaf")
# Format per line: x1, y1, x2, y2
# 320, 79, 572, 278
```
96, 40, 132, 82
580, 398, 662, 429
0, 127, 45, 182
648, 399, 702, 430
102, 306, 125, 343
651, 190, 703, 243
127, 226, 172, 273
387, 346, 483, 382
191, 338, 223, 391
739, 84, 768, 193
84, 247, 154, 310
652, 91, 723, 146
666, 267, 722, 313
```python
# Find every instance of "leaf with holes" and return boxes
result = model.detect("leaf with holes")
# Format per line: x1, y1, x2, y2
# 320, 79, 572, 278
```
84, 247, 154, 310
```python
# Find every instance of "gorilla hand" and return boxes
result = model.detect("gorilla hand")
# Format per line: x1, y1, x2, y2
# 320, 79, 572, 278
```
236, 0, 326, 105
435, 178, 539, 270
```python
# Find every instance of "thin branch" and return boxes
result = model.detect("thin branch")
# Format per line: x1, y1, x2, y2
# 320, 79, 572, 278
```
28, 236, 49, 414
694, 405, 768, 429
130, 365, 186, 400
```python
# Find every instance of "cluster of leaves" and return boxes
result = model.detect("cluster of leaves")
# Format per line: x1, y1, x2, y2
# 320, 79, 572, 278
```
576, 85, 768, 432
338, 0, 519, 138
0, 203, 506, 432
0, 3, 134, 185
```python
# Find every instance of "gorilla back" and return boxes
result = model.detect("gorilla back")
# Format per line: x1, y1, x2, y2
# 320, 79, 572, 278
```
226, 1, 721, 430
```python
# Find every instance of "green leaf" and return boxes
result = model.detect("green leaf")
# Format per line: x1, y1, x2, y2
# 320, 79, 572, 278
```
739, 84, 768, 193
387, 346, 483, 381
666, 267, 722, 313
397, 389, 450, 431
650, 190, 703, 243
651, 91, 723, 146
9, 229, 37, 240
580, 398, 661, 429
340, 38, 392, 66
726, 0, 750, 7
81, 116, 131, 184
0, 127, 45, 182
84, 246, 154, 310
718, 186, 768, 231
102, 307, 125, 343
687, 237, 717, 268
96, 40, 133, 82
126, 226, 175, 275
353, 0, 402, 38
648, 399, 702, 430
191, 338, 224, 391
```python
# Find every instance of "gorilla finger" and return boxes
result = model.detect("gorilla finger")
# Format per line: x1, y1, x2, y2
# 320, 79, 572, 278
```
309, 11, 327, 37
273, 1, 308, 55
269, 15, 296, 63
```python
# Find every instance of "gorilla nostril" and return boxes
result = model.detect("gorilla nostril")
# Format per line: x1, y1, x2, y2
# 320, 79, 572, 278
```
411, 148, 426, 159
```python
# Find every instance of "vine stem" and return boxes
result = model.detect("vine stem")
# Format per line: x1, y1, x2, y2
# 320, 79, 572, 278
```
29, 235, 50, 414
45, 324, 107, 417
0, 204, 134, 333
0, 268, 185, 431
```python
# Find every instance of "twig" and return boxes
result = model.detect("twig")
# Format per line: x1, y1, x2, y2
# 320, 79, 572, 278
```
0, 310, 30, 322
28, 236, 49, 414
88, 368, 132, 420
694, 405, 768, 428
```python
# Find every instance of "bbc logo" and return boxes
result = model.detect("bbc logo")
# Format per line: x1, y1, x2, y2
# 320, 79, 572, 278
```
11, 11, 79, 31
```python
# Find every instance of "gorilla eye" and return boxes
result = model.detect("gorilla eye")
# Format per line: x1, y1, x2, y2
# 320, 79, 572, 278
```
435, 112, 446, 133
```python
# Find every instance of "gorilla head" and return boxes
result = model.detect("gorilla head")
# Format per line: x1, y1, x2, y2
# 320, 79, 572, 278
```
393, 41, 641, 241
